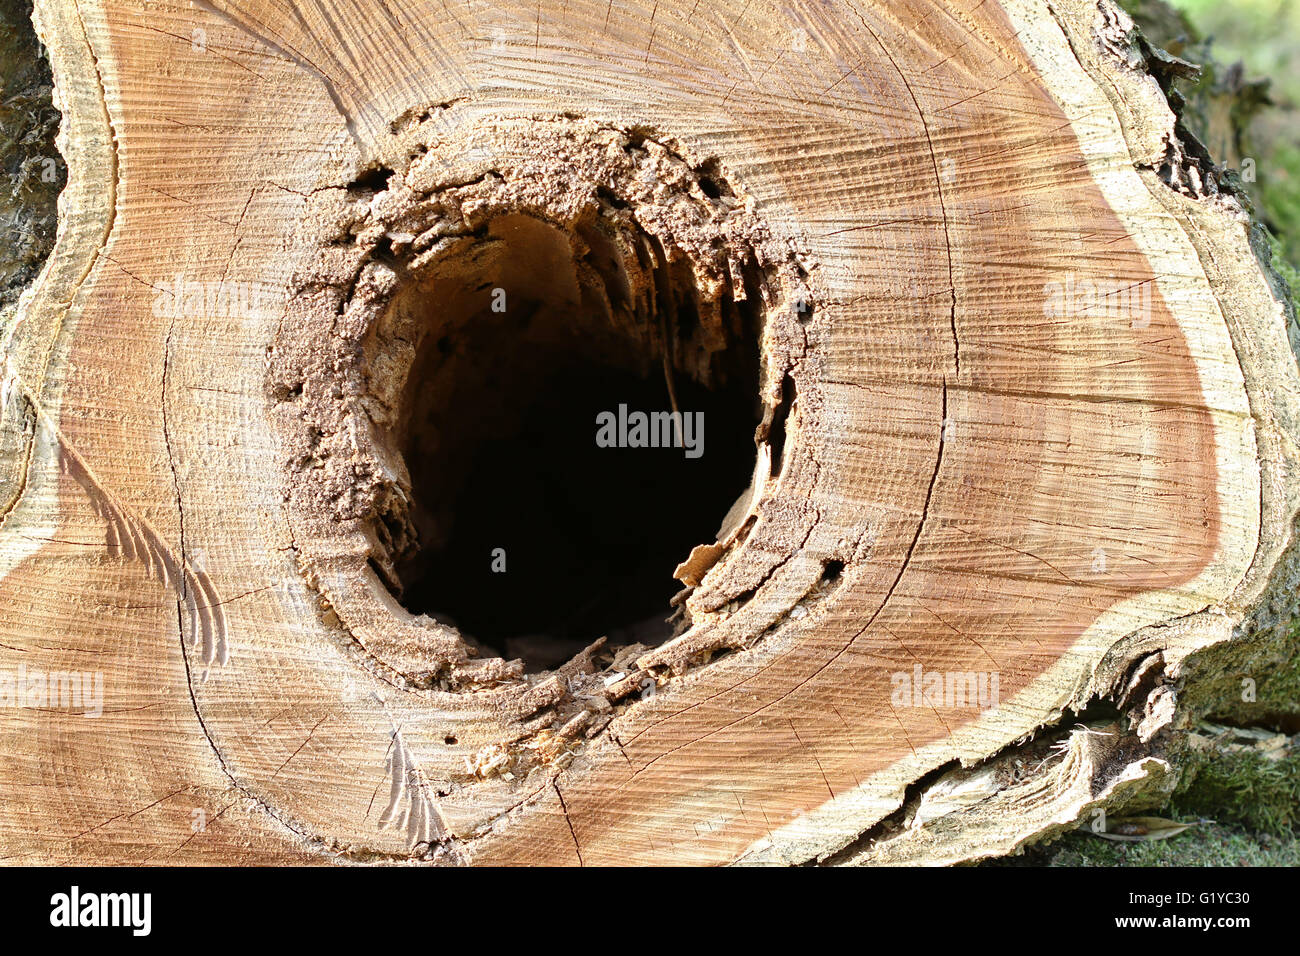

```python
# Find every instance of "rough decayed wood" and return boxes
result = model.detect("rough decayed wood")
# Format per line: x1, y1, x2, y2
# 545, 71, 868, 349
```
0, 0, 1296, 865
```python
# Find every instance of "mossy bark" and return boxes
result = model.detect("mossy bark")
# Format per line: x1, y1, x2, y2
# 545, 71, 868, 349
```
0, 0, 65, 312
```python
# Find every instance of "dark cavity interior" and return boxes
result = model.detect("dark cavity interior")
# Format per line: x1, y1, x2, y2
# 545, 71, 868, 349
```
377, 209, 764, 671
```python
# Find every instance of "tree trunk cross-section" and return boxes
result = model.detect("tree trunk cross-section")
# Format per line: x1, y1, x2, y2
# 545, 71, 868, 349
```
0, 0, 1297, 865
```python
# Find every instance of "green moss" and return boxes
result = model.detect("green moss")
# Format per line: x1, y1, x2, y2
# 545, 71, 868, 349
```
1188, 618, 1300, 729
1012, 822, 1300, 866
1270, 232, 1300, 296
1173, 744, 1300, 835
1250, 618, 1300, 712
1262, 170, 1300, 286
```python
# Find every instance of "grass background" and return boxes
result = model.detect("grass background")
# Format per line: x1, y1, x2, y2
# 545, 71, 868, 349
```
1177, 0, 1299, 268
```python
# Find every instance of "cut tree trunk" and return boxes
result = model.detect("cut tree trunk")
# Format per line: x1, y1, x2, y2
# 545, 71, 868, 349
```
1, 0, 1297, 866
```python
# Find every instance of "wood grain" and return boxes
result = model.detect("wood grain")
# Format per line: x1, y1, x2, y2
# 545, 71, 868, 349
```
0, 0, 1294, 865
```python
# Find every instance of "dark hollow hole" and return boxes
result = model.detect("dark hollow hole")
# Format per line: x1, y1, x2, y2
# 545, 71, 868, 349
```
767, 372, 796, 479
383, 212, 763, 672
347, 164, 395, 195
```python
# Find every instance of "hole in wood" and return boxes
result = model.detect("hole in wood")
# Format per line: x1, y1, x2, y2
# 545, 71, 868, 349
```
380, 210, 764, 671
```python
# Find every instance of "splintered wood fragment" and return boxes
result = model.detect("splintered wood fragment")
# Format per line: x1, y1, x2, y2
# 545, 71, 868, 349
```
1091, 817, 1198, 843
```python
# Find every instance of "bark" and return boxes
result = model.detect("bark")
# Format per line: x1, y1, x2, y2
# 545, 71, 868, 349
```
0, 0, 1297, 865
